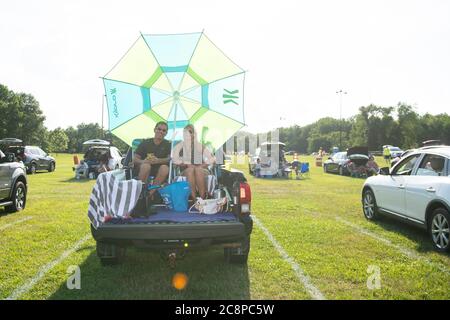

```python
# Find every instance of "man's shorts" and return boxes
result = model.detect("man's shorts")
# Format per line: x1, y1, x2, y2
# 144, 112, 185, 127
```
133, 163, 168, 178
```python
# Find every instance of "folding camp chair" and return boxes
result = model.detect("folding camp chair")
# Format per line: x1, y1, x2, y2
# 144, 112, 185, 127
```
299, 162, 310, 179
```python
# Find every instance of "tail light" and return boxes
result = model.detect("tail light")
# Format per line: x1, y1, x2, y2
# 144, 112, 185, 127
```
239, 183, 251, 214
240, 183, 251, 203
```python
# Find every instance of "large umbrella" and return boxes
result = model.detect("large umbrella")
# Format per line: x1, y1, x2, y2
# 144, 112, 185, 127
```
102, 32, 245, 151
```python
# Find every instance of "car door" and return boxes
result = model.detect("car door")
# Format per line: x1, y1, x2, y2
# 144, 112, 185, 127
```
405, 154, 447, 223
375, 154, 421, 215
36, 147, 49, 169
0, 152, 10, 200
29, 147, 42, 169
328, 153, 341, 172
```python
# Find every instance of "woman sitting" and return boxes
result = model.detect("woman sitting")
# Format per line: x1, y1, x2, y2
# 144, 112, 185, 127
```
172, 125, 215, 200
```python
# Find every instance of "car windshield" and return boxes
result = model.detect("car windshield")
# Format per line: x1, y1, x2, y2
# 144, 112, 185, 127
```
390, 147, 401, 151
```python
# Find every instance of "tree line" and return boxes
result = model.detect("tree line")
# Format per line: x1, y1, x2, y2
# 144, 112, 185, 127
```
229, 103, 450, 154
277, 103, 450, 153
0, 84, 128, 153
2, 83, 449, 155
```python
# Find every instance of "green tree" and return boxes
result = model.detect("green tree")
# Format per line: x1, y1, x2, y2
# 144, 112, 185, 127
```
47, 128, 69, 153
396, 103, 420, 149
0, 84, 46, 145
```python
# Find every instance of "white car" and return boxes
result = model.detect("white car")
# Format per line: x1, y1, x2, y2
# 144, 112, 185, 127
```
362, 146, 450, 252
74, 140, 124, 179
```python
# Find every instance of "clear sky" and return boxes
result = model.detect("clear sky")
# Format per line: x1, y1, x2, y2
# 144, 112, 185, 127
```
1, 0, 449, 133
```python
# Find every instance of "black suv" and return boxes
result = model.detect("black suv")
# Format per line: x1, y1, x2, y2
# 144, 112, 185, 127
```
0, 142, 27, 213
24, 146, 56, 174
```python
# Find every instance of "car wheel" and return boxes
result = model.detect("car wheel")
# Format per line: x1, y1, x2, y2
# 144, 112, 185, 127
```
339, 166, 344, 176
362, 188, 378, 220
5, 181, 27, 213
429, 208, 450, 252
48, 162, 55, 172
29, 163, 37, 174
323, 164, 328, 173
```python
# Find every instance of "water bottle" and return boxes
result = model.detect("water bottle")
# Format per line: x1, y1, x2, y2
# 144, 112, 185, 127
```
148, 176, 154, 186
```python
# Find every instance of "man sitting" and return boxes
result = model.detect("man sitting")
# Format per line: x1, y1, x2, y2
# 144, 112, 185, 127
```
133, 121, 171, 197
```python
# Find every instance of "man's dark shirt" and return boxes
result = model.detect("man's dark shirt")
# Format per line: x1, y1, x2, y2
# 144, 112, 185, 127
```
135, 138, 171, 160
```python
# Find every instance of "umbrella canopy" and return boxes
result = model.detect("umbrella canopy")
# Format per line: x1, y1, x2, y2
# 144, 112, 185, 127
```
102, 32, 245, 150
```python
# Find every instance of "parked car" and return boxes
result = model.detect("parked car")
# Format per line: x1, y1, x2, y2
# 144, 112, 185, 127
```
90, 145, 253, 266
324, 147, 378, 177
0, 145, 27, 213
0, 138, 25, 162
362, 146, 450, 252
74, 139, 123, 179
388, 146, 403, 158
23, 146, 56, 174
248, 142, 287, 177
323, 151, 350, 176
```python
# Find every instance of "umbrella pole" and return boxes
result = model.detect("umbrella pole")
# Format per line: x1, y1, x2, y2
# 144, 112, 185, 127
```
168, 102, 178, 184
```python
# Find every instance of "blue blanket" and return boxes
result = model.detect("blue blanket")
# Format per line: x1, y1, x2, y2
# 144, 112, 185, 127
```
108, 208, 238, 224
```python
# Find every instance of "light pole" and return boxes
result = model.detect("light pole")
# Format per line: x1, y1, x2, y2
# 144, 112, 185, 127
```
101, 94, 106, 139
336, 89, 347, 150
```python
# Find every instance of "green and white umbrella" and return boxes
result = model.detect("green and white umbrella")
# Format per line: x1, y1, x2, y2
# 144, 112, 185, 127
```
102, 32, 245, 150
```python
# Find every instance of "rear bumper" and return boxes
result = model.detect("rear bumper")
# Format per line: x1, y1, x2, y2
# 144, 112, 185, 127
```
91, 218, 252, 244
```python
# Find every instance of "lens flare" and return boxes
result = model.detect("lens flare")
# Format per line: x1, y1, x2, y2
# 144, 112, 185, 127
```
172, 272, 188, 290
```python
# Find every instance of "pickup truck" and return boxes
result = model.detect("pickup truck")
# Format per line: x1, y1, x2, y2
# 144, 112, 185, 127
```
90, 165, 253, 266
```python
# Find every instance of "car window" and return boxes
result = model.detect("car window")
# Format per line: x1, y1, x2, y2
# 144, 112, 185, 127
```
392, 154, 420, 176
415, 154, 446, 176
26, 147, 36, 155
37, 147, 45, 156
30, 148, 39, 155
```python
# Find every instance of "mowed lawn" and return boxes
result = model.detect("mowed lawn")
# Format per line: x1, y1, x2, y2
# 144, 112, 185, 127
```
0, 153, 449, 300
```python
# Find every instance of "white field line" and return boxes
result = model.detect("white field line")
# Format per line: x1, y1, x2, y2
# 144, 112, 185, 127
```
0, 217, 33, 232
336, 217, 450, 275
5, 234, 91, 300
252, 215, 326, 300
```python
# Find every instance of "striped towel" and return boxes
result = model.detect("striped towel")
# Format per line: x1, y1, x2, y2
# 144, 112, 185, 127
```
88, 170, 142, 229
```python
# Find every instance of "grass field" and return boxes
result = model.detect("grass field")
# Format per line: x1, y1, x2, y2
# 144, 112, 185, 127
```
0, 153, 449, 300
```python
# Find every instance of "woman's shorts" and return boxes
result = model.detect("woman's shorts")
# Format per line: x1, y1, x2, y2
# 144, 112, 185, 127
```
182, 166, 209, 176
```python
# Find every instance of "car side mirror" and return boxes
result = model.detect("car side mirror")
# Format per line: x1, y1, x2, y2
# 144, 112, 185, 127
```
379, 167, 390, 175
